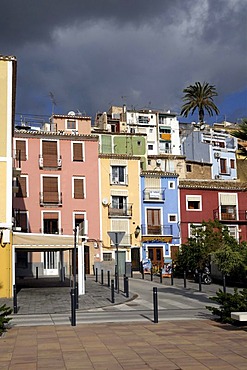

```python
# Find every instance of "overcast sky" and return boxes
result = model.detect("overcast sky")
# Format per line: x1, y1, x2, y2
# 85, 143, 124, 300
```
2, 0, 247, 124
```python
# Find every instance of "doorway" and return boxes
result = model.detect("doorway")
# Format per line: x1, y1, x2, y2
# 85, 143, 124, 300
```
131, 248, 140, 271
148, 247, 163, 269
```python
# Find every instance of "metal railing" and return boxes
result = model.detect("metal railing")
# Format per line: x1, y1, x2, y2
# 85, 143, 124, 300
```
39, 192, 62, 206
141, 224, 173, 235
108, 204, 132, 217
213, 209, 247, 221
143, 188, 165, 201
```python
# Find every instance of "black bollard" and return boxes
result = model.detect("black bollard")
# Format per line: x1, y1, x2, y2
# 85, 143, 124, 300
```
223, 274, 226, 294
13, 285, 18, 314
183, 271, 187, 288
125, 277, 129, 298
70, 288, 76, 326
115, 270, 118, 290
151, 268, 153, 281
107, 271, 110, 287
111, 279, 115, 303
36, 266, 39, 279
142, 269, 144, 279
75, 281, 79, 309
153, 287, 158, 323
95, 268, 98, 283
101, 269, 104, 285
160, 269, 163, 284
123, 274, 126, 293
171, 271, 174, 286
198, 272, 202, 292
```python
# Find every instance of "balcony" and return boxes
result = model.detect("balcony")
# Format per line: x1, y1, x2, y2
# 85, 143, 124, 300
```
108, 204, 132, 217
39, 228, 64, 234
143, 188, 165, 202
141, 224, 173, 236
110, 174, 128, 185
213, 209, 247, 222
40, 192, 62, 206
13, 149, 22, 177
39, 155, 62, 169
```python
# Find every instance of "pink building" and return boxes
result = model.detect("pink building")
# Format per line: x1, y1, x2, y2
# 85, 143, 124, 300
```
13, 114, 100, 277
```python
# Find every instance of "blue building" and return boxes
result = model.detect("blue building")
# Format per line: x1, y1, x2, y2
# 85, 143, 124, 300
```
140, 171, 180, 272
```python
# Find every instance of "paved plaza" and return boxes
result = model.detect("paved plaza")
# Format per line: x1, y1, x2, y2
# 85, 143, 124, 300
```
1, 320, 247, 369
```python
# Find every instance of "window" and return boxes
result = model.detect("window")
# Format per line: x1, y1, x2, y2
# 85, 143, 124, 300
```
137, 141, 141, 146
74, 213, 87, 235
112, 196, 127, 210
220, 158, 227, 174
186, 195, 202, 211
66, 120, 76, 130
148, 144, 154, 150
168, 181, 175, 189
16, 176, 27, 198
73, 177, 85, 199
14, 210, 28, 232
43, 212, 59, 234
169, 214, 177, 223
103, 253, 112, 261
219, 193, 237, 220
186, 164, 192, 172
148, 159, 151, 165
111, 166, 127, 184
188, 223, 203, 238
15, 140, 27, 161
147, 209, 161, 234
42, 140, 58, 168
42, 176, 60, 204
230, 159, 235, 169
73, 142, 84, 161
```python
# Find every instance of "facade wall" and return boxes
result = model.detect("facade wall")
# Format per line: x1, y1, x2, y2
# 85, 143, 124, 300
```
141, 172, 180, 269
99, 156, 141, 271
0, 56, 16, 297
180, 184, 247, 244
13, 132, 100, 276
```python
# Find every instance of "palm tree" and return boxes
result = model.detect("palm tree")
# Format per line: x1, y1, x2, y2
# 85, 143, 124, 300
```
231, 118, 247, 158
181, 81, 220, 124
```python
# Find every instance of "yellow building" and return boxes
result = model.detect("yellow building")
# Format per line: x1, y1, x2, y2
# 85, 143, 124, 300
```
0, 55, 17, 298
98, 154, 141, 275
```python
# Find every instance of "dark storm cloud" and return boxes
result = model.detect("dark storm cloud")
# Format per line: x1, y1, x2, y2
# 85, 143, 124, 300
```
1, 0, 246, 122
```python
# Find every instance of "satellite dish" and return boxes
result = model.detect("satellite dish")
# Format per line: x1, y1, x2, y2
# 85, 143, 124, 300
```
102, 198, 109, 206
68, 111, 75, 116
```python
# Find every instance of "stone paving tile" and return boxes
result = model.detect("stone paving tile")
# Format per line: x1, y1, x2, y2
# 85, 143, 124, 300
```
1, 320, 247, 369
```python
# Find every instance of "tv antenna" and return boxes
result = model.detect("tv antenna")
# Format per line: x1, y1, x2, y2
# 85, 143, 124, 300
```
49, 92, 57, 115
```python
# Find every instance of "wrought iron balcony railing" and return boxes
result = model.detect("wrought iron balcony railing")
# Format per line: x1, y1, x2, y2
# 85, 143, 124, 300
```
108, 203, 132, 217
143, 188, 165, 201
141, 224, 173, 235
40, 192, 62, 206
213, 209, 247, 221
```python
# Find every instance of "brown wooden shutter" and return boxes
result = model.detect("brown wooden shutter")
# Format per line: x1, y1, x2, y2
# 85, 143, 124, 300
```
43, 212, 59, 219
73, 143, 83, 161
16, 140, 26, 161
43, 177, 58, 203
74, 178, 84, 199
147, 209, 161, 234
16, 177, 27, 197
42, 141, 57, 167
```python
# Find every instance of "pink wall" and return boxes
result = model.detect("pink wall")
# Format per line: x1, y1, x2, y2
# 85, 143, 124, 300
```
13, 133, 100, 239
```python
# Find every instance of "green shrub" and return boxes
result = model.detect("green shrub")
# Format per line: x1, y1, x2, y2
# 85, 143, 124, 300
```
0, 304, 12, 335
206, 288, 247, 323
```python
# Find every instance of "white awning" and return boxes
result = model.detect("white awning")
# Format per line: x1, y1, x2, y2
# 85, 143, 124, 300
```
13, 232, 75, 250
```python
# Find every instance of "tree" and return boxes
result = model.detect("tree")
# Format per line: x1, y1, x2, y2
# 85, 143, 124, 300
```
181, 81, 220, 124
231, 118, 247, 158
176, 220, 223, 273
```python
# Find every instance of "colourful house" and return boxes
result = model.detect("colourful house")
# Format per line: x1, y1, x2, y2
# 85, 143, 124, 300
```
0, 55, 17, 298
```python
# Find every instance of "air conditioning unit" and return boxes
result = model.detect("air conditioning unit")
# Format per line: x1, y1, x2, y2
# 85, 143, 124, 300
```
156, 159, 161, 166
214, 152, 221, 159
39, 157, 43, 168
57, 158, 62, 168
